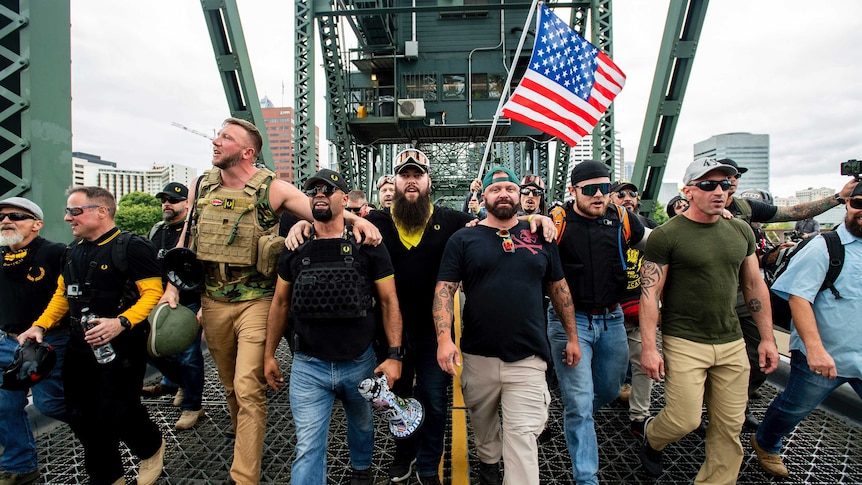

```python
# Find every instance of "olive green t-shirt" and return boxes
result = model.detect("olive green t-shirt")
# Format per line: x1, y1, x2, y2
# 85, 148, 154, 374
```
644, 215, 755, 344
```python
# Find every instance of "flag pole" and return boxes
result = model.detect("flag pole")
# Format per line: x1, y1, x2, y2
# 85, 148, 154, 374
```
476, 0, 541, 184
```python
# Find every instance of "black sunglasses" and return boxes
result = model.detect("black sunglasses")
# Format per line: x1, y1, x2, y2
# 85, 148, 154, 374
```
849, 198, 862, 210
159, 197, 186, 204
733, 174, 742, 179
304, 185, 337, 197
0, 212, 37, 222
520, 187, 543, 197
615, 190, 638, 198
687, 180, 732, 192
64, 205, 102, 217
345, 206, 363, 213
575, 183, 611, 196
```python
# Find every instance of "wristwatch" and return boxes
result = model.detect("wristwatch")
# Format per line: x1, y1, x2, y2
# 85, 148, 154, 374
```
387, 346, 405, 361
834, 193, 844, 204
118, 316, 132, 331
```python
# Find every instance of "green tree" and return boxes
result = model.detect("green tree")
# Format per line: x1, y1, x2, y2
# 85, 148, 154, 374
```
651, 202, 669, 225
115, 192, 162, 235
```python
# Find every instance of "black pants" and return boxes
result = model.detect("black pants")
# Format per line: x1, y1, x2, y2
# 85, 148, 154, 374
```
63, 323, 162, 485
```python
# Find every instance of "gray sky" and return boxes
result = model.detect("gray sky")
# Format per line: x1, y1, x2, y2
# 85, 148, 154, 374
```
71, 1, 862, 198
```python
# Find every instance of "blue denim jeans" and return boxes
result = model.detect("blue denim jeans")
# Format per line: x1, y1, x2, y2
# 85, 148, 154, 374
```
390, 338, 452, 477
0, 330, 69, 474
756, 350, 862, 454
547, 306, 627, 485
289, 345, 376, 485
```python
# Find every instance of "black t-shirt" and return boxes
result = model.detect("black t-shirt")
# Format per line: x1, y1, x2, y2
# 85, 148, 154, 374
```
64, 228, 162, 319
556, 203, 646, 308
366, 207, 473, 345
0, 237, 68, 334
437, 221, 564, 363
728, 198, 778, 223
278, 235, 394, 361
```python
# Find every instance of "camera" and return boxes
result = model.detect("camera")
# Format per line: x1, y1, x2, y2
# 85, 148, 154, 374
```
840, 159, 862, 177
783, 230, 802, 243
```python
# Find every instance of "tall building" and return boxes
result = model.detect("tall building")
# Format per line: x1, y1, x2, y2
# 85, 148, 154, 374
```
72, 152, 197, 201
693, 132, 769, 192
260, 96, 320, 184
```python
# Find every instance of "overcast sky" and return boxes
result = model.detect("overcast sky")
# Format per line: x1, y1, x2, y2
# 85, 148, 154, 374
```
70, 1, 862, 198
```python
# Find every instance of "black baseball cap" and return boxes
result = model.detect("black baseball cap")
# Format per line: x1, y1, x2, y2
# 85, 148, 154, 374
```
303, 169, 350, 194
718, 158, 748, 174
156, 182, 189, 200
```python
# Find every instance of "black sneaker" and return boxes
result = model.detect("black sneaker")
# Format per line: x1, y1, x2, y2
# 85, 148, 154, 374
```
387, 456, 416, 482
630, 418, 646, 438
477, 462, 502, 485
638, 417, 663, 477
349, 467, 373, 485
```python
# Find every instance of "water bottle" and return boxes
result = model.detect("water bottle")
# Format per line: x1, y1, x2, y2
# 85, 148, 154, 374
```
80, 307, 116, 364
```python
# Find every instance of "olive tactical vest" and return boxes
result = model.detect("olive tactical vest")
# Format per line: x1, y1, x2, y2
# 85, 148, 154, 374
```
192, 168, 280, 267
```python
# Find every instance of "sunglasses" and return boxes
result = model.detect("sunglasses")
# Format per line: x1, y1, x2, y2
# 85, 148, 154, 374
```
733, 173, 742, 179
345, 206, 363, 213
304, 185, 338, 197
849, 198, 862, 210
64, 205, 102, 217
687, 180, 732, 192
159, 197, 186, 204
615, 190, 638, 199
575, 183, 611, 196
0, 212, 37, 222
497, 230, 515, 253
520, 187, 543, 197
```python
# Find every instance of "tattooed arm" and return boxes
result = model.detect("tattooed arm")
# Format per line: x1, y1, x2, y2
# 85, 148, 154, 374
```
739, 253, 780, 374
639, 259, 667, 382
768, 178, 858, 222
433, 281, 461, 376
548, 278, 581, 367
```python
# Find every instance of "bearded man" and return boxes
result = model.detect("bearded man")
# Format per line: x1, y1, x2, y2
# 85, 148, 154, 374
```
548, 161, 650, 485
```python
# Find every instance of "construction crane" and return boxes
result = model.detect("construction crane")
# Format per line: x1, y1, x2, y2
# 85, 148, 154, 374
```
171, 121, 214, 140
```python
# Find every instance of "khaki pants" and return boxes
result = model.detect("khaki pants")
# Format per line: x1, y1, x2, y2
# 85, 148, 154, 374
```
461, 354, 550, 485
646, 336, 749, 485
201, 296, 270, 485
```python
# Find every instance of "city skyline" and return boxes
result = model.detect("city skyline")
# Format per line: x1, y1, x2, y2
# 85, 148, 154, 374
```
69, 1, 862, 198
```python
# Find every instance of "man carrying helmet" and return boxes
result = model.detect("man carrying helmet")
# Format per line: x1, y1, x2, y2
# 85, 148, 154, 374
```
0, 197, 69, 485
142, 182, 206, 431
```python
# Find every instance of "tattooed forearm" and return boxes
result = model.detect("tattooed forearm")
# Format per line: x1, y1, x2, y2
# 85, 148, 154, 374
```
432, 282, 458, 337
640, 261, 665, 298
771, 197, 836, 223
747, 298, 762, 313
549, 280, 574, 310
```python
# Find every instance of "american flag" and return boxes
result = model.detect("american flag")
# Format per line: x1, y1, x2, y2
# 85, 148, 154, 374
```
501, 3, 626, 147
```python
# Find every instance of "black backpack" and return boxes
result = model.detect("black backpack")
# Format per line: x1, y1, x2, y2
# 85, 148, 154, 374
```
763, 230, 844, 330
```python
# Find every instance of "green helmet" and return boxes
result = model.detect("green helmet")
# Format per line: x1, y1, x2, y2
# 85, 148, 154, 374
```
146, 302, 200, 357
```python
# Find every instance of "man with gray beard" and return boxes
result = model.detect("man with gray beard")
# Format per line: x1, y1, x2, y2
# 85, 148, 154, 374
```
0, 197, 69, 485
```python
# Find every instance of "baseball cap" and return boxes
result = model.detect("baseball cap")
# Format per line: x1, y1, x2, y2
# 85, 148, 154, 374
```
303, 168, 350, 194
0, 197, 44, 220
683, 158, 738, 185
393, 149, 430, 174
570, 161, 610, 186
717, 158, 748, 174
482, 167, 520, 190
610, 180, 638, 193
155, 182, 189, 200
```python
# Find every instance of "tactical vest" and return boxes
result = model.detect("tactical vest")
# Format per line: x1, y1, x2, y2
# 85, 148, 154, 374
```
290, 236, 374, 320
191, 168, 281, 272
